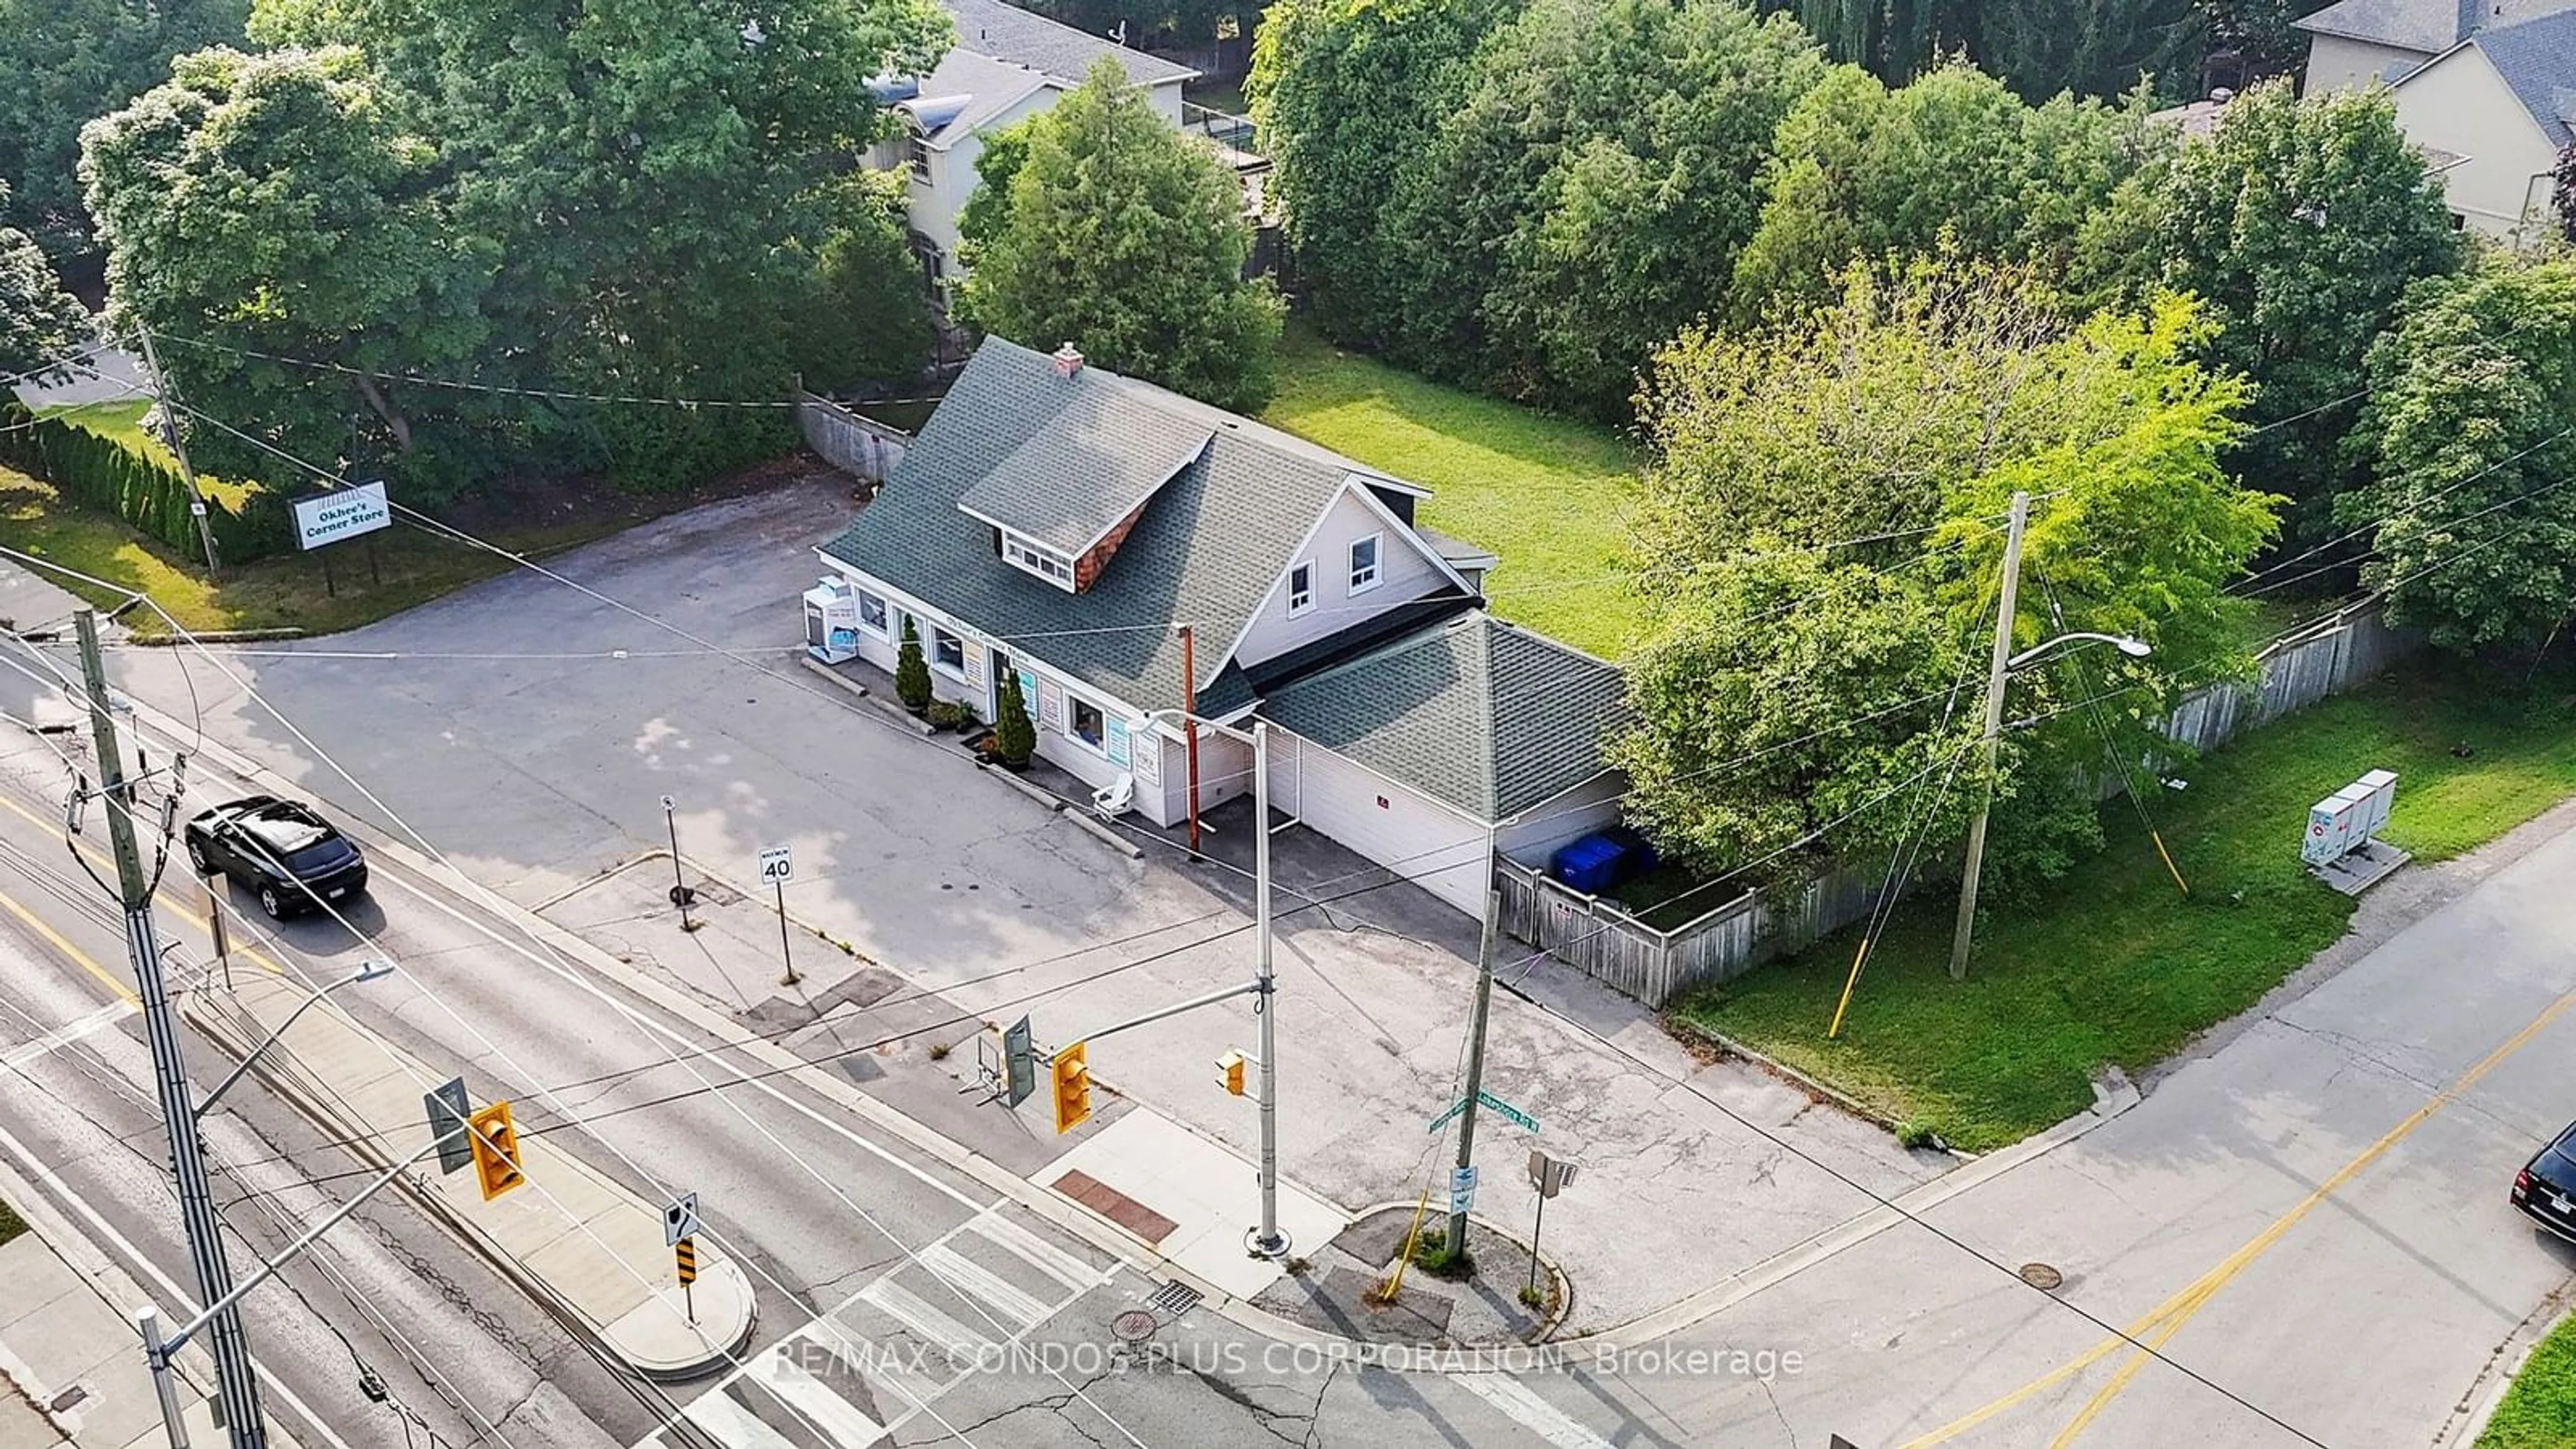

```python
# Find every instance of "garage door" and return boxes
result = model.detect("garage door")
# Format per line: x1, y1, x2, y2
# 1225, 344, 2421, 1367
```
1269, 729, 1490, 916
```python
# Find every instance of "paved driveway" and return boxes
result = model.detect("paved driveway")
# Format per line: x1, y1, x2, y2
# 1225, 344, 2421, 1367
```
86, 478, 1936, 1337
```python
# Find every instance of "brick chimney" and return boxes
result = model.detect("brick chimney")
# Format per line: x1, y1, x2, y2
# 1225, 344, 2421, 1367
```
1053, 342, 1085, 378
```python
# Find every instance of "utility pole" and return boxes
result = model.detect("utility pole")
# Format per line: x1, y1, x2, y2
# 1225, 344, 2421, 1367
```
131, 327, 223, 577
1444, 884, 1500, 1260
1948, 489, 2031, 982
77, 611, 266, 1448
1248, 721, 1285, 1259
1177, 625, 1202, 853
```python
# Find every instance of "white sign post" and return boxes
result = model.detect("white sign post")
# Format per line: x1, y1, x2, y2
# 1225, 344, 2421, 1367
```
760, 845, 800, 988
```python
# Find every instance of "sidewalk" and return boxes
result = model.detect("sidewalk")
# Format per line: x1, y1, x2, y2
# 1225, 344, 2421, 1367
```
537, 784, 1947, 1337
0, 1197, 301, 1449
183, 972, 753, 1379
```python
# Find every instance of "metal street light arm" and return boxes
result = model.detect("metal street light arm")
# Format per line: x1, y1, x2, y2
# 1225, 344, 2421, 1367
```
2006, 631, 2151, 672
193, 960, 393, 1119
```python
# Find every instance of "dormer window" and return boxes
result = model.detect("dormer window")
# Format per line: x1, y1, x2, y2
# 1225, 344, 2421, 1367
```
1287, 561, 1314, 617
1001, 529, 1076, 590
1348, 533, 1381, 595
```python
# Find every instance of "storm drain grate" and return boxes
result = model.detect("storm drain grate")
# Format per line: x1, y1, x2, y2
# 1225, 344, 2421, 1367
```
1146, 1279, 1203, 1318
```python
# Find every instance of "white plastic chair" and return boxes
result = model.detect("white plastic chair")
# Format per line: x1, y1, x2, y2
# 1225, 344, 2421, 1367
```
1091, 774, 1134, 819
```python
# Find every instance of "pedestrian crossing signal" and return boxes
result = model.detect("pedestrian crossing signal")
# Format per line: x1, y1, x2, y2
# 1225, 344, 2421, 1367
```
1051, 1042, 1091, 1134
1215, 1050, 1245, 1097
468, 1101, 525, 1201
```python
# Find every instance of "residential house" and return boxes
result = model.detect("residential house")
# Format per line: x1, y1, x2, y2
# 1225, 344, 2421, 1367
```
2298, 0, 2576, 237
869, 0, 1195, 306
814, 338, 1627, 917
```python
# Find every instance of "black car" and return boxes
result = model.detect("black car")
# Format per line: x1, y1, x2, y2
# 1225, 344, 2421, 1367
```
183, 796, 369, 918
2512, 1121, 2576, 1243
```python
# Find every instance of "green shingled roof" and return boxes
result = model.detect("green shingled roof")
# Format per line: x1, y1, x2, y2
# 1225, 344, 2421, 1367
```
820, 337, 1376, 716
956, 383, 1212, 555
1257, 613, 1627, 823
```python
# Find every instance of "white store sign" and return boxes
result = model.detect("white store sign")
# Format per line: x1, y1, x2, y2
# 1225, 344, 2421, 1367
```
292, 481, 392, 551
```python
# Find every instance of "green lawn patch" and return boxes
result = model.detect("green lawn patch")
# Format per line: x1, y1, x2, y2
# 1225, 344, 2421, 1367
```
0, 1196, 21, 1246
0, 443, 812, 638
1671, 658, 2576, 1150
1260, 326, 1645, 659
2482, 1310, 2576, 1448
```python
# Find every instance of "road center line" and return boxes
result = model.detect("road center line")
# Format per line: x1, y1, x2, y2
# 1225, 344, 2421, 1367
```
1905, 973, 2576, 1447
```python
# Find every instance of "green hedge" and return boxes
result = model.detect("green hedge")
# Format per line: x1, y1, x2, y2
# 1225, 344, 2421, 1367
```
0, 403, 290, 563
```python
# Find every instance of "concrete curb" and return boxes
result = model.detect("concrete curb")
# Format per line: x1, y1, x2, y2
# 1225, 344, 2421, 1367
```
2436, 1296, 2571, 1448
796, 655, 871, 702
178, 983, 756, 1381
123, 629, 306, 647
0, 1155, 227, 1413
97, 676, 2075, 1359
972, 762, 1145, 859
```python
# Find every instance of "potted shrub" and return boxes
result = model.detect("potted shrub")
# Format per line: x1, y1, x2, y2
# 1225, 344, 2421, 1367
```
894, 619, 932, 714
926, 699, 967, 731
991, 673, 1036, 770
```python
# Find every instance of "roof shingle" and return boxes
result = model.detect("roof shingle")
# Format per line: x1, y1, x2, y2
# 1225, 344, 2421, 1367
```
1256, 614, 1626, 823
941, 0, 1197, 88
955, 384, 1211, 554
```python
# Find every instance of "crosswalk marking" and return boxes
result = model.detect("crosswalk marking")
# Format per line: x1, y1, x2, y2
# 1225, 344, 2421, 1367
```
645, 1205, 1101, 1449
1448, 1374, 1617, 1449
680, 1389, 801, 1449
970, 1210, 1109, 1292
916, 1244, 1052, 1329
765, 1352, 885, 1447
855, 1277, 994, 1359
1, 1002, 135, 1071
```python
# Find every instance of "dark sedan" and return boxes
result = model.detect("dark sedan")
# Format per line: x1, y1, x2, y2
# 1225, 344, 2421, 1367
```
2512, 1121, 2576, 1244
183, 796, 369, 919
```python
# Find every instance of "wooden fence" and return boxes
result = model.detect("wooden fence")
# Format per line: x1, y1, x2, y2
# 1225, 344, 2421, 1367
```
796, 391, 909, 483
1500, 603, 2422, 1006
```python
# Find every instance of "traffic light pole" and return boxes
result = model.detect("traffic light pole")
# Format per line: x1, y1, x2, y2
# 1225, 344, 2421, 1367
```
77, 610, 267, 1449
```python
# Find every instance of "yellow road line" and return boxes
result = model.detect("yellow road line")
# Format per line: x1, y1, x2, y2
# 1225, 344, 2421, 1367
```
0, 882, 136, 1004
1907, 974, 2576, 1448
0, 790, 286, 979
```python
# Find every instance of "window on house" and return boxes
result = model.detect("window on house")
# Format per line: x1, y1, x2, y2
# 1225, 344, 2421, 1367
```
857, 591, 888, 635
906, 131, 932, 182
1069, 696, 1106, 751
1348, 533, 1381, 595
931, 626, 967, 675
1287, 561, 1314, 617
1001, 529, 1077, 590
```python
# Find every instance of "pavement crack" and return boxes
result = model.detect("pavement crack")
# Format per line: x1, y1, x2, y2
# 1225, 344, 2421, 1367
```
1177, 1366, 1318, 1446
916, 1370, 1118, 1448
1760, 1377, 1800, 1449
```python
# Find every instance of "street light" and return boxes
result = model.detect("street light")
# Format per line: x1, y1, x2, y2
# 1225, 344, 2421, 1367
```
195, 959, 394, 1118
1138, 704, 1290, 1260
1949, 491, 2159, 980
2006, 632, 2151, 671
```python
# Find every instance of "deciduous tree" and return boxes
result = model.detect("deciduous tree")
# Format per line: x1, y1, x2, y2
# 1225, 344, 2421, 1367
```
2076, 78, 2463, 544
1246, 0, 1513, 347
1621, 258, 2277, 891
0, 0, 248, 257
961, 57, 1283, 413
1386, 0, 1828, 415
0, 185, 89, 382
1732, 63, 2161, 319
2345, 256, 2576, 654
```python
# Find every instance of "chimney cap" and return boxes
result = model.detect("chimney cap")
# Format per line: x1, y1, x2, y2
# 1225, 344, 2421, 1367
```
1053, 342, 1085, 376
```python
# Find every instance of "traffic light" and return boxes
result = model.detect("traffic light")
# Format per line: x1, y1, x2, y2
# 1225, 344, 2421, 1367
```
1051, 1042, 1091, 1134
468, 1100, 525, 1201
1214, 1050, 1246, 1097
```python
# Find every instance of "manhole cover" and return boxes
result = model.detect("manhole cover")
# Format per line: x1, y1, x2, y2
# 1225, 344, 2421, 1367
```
1111, 1309, 1159, 1343
2019, 1263, 2064, 1291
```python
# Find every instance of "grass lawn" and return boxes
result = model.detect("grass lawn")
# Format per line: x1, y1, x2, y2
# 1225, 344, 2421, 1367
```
1671, 657, 2576, 1150
0, 1196, 21, 1247
2483, 1310, 2576, 1448
5, 404, 806, 637
1261, 327, 1646, 658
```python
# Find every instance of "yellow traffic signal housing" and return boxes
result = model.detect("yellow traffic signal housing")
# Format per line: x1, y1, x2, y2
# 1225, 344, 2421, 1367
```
1215, 1050, 1246, 1097
1051, 1042, 1092, 1134
468, 1100, 526, 1201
